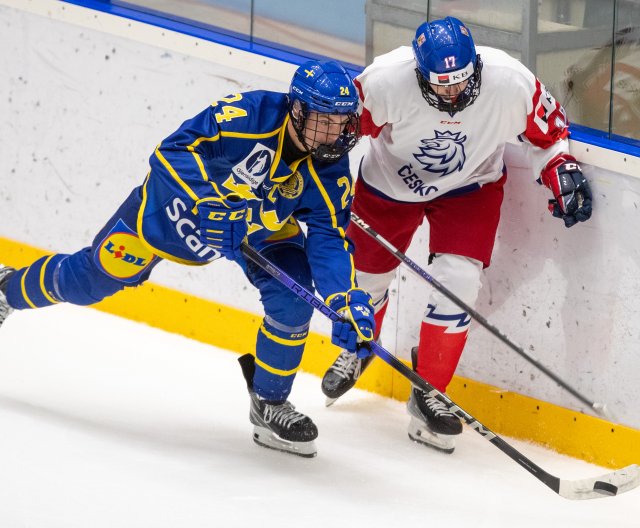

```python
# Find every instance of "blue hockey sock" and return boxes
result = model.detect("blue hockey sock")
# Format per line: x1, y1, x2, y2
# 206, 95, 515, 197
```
252, 317, 309, 401
6, 254, 68, 310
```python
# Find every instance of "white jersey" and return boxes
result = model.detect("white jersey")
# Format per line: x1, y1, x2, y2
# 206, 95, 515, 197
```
356, 46, 571, 203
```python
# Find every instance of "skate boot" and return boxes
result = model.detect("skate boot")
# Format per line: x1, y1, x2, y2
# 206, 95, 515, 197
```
248, 392, 318, 458
321, 349, 375, 406
238, 353, 318, 458
407, 346, 462, 454
0, 266, 15, 330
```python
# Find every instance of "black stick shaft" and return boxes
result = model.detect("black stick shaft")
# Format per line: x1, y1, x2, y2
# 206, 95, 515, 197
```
350, 212, 605, 414
239, 242, 561, 495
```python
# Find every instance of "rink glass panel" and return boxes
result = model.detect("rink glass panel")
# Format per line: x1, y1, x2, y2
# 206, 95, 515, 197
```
110, 0, 366, 66
366, 0, 639, 145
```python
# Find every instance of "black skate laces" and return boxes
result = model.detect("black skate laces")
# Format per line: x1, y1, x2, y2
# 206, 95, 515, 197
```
263, 401, 307, 429
329, 351, 362, 379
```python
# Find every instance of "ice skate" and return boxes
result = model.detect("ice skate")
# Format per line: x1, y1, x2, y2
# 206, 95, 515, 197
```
407, 346, 462, 453
238, 353, 318, 458
248, 390, 318, 458
321, 349, 375, 406
407, 387, 462, 454
0, 266, 15, 330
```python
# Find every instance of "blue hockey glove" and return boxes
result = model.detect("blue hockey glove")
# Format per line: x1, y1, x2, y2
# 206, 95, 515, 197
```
540, 154, 592, 228
327, 288, 375, 358
197, 193, 248, 261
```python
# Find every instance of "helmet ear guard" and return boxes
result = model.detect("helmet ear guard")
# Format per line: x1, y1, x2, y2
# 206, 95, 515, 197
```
288, 60, 360, 162
412, 17, 483, 114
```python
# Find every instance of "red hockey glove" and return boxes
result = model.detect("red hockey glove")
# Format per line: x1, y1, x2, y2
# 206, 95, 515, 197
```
540, 154, 593, 228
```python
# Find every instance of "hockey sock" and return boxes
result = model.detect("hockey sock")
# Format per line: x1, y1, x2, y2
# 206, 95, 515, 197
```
373, 294, 389, 341
5, 254, 68, 310
253, 318, 309, 401
415, 317, 469, 393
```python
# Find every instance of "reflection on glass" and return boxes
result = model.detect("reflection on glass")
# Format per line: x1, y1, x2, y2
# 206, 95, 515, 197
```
252, 0, 365, 65
546, 0, 615, 134
114, 0, 365, 66
114, 0, 252, 38
559, 0, 640, 141
430, 0, 522, 33
611, 6, 640, 141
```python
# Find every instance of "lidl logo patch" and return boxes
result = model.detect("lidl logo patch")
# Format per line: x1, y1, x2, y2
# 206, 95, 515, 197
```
96, 219, 155, 282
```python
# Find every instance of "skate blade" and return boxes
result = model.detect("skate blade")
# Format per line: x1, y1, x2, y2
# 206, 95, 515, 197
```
408, 417, 456, 454
253, 426, 317, 458
324, 396, 339, 407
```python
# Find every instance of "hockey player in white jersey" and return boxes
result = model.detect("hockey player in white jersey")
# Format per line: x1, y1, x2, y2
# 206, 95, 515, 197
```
322, 17, 593, 453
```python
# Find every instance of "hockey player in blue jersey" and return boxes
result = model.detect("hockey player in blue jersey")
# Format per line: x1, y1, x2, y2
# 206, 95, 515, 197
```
0, 60, 375, 458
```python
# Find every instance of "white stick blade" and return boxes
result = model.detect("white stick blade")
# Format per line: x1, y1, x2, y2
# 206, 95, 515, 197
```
558, 464, 640, 500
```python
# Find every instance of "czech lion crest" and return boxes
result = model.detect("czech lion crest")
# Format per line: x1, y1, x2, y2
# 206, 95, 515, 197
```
413, 131, 467, 176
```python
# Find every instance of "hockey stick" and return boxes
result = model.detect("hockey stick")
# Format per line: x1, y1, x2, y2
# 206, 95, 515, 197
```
240, 241, 639, 500
349, 212, 612, 420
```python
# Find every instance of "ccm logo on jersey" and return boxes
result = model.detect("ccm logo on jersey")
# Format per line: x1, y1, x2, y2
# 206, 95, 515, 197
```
165, 197, 220, 262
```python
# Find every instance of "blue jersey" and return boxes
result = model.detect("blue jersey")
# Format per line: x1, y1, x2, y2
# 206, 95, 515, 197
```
138, 90, 356, 299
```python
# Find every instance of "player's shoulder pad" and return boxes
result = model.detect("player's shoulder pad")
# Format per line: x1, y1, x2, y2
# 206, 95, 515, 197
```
357, 46, 416, 114
360, 46, 415, 86
477, 46, 536, 91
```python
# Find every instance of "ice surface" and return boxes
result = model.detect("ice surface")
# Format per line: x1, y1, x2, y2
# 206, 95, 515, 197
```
0, 304, 636, 527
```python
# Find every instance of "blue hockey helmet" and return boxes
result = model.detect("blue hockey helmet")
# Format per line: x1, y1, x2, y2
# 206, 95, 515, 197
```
412, 17, 483, 114
288, 60, 360, 162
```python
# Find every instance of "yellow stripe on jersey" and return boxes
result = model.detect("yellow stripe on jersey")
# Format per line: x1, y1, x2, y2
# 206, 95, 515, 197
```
306, 159, 356, 286
259, 324, 308, 346
269, 115, 308, 183
190, 149, 209, 181
220, 129, 281, 140
188, 133, 221, 150
188, 128, 280, 147
186, 136, 225, 198
154, 146, 200, 202
39, 255, 60, 304
20, 266, 37, 309
254, 356, 300, 377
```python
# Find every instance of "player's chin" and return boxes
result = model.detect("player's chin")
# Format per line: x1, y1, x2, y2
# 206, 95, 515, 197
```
311, 140, 334, 151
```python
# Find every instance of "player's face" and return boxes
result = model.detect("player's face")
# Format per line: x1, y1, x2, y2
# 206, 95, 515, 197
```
303, 112, 350, 149
429, 80, 470, 102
